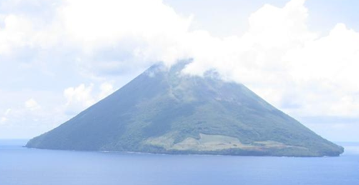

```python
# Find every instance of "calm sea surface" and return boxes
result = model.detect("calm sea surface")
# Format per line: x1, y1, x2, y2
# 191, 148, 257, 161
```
1, 140, 358, 185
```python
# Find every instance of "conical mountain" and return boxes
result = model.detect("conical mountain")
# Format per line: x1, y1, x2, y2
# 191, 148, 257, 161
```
26, 62, 344, 156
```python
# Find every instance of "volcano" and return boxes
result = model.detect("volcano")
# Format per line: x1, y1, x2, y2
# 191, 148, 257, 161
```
26, 62, 344, 157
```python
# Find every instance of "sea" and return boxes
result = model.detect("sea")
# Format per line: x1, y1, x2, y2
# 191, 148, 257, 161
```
0, 140, 358, 185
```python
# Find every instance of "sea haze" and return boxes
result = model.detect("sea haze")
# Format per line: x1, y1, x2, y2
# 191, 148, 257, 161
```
0, 140, 358, 185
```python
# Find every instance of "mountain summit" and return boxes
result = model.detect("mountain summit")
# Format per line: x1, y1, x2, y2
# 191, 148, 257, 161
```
26, 62, 344, 156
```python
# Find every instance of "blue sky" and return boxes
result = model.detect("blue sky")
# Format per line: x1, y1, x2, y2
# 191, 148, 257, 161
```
0, 0, 359, 142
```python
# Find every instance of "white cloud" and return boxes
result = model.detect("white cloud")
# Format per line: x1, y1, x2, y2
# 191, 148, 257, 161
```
98, 82, 115, 100
0, 14, 32, 55
0, 99, 55, 128
59, 0, 191, 44
1, 0, 359, 140
182, 0, 359, 118
64, 84, 95, 114
63, 82, 115, 114
25, 98, 41, 111
275, 24, 359, 117
0, 0, 194, 76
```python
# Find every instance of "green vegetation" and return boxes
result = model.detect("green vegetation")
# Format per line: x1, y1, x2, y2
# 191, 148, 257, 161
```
26, 61, 344, 157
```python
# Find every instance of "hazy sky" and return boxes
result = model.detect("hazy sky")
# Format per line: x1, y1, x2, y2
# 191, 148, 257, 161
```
0, 0, 358, 142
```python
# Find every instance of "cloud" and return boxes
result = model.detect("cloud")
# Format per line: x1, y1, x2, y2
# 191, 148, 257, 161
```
59, 0, 195, 77
25, 98, 41, 111
0, 14, 32, 55
63, 84, 95, 114
182, 0, 359, 119
1, 0, 359, 140
0, 0, 194, 77
60, 0, 191, 44
63, 82, 115, 115
98, 82, 115, 100
0, 103, 63, 138
276, 24, 359, 117
0, 99, 53, 127
0, 82, 113, 137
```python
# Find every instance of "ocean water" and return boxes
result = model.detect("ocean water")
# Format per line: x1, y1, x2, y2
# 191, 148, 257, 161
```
0, 140, 358, 185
